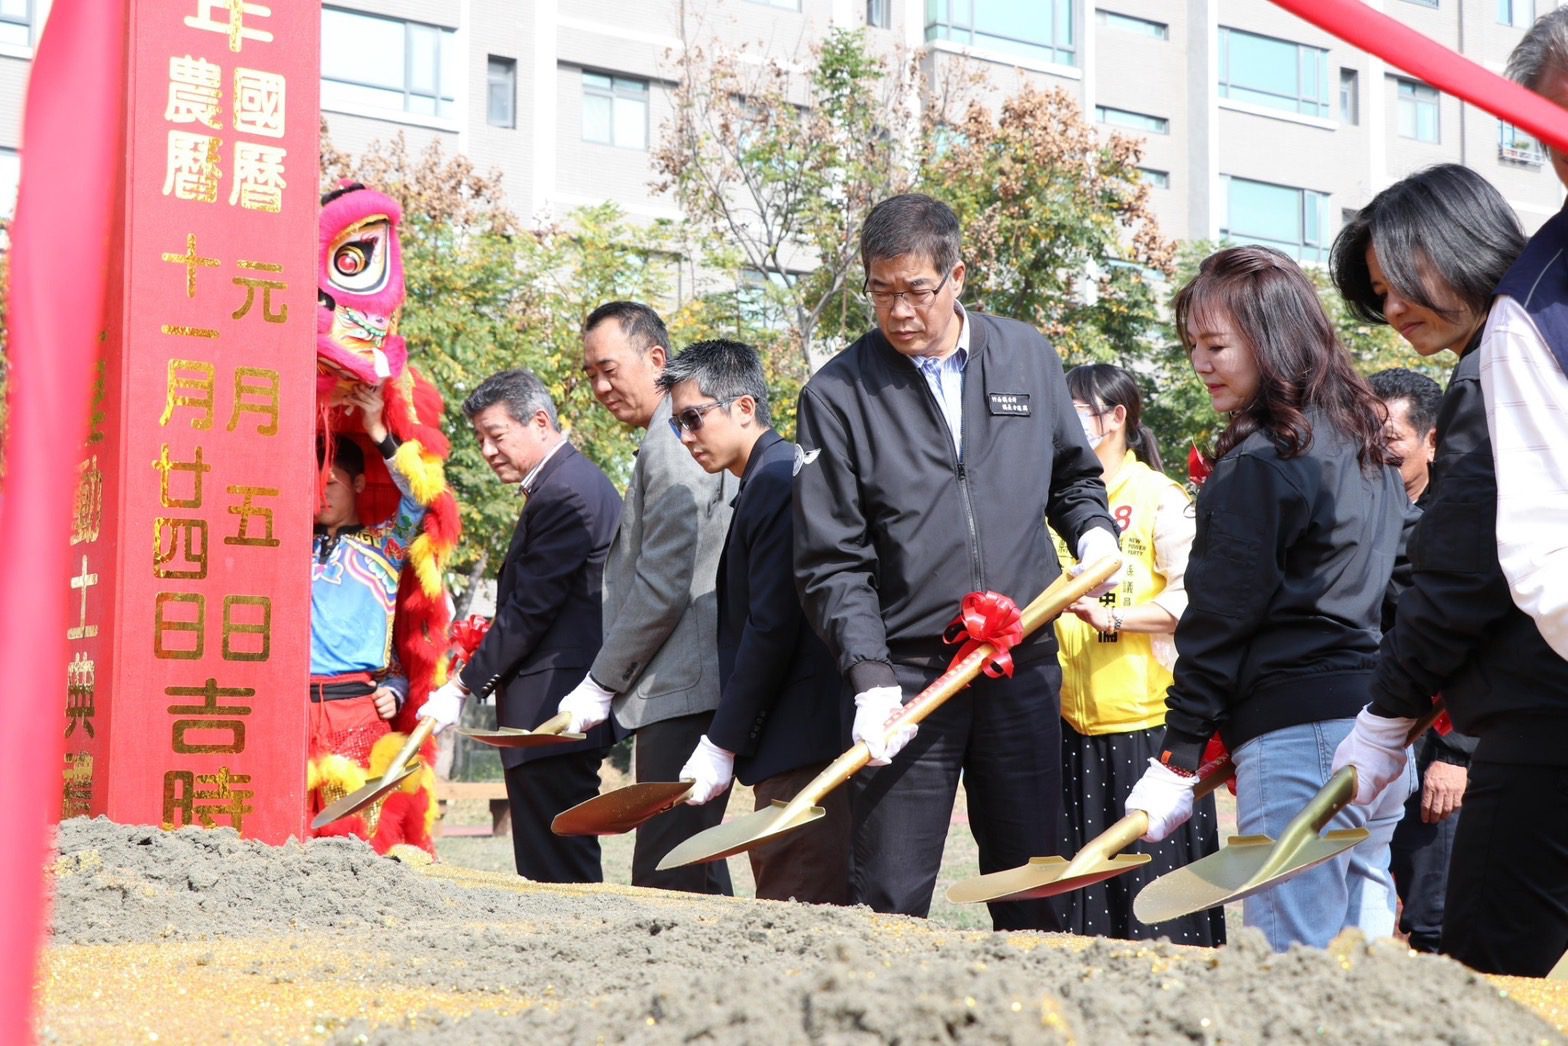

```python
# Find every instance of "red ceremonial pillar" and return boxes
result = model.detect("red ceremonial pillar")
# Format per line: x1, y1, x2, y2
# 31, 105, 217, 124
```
59, 1, 320, 843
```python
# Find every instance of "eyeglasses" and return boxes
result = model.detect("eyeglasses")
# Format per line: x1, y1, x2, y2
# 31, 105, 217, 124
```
668, 398, 735, 437
863, 268, 954, 311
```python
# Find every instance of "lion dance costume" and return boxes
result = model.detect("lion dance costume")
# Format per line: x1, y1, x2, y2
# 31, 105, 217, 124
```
307, 182, 460, 855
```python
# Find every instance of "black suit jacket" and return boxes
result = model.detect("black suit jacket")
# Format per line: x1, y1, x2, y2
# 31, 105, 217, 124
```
707, 430, 849, 785
460, 442, 624, 768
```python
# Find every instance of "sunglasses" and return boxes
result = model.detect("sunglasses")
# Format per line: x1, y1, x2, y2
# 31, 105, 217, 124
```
668, 398, 735, 437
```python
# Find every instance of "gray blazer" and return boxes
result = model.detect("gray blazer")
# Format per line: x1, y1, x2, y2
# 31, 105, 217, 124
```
592, 396, 736, 730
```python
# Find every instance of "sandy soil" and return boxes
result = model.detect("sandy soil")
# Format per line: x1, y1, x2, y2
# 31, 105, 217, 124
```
42, 818, 1563, 1044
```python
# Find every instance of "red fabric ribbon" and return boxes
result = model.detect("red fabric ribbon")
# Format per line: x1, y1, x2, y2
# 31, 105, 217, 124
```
446, 614, 492, 673
1187, 442, 1213, 489
943, 591, 1024, 678
1202, 734, 1239, 796
1432, 693, 1453, 737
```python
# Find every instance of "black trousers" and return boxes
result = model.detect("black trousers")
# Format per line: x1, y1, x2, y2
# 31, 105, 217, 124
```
850, 658, 1063, 932
630, 711, 734, 895
1389, 736, 1459, 953
1443, 759, 1568, 976
503, 745, 605, 883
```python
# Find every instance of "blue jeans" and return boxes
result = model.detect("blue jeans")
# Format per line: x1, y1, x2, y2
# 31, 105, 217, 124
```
1232, 719, 1417, 952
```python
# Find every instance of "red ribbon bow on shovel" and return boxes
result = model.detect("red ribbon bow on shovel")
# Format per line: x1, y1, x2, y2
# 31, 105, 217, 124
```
446, 614, 491, 675
943, 591, 1024, 678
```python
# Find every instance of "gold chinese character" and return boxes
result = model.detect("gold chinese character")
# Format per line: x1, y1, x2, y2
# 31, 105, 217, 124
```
153, 517, 209, 580
229, 142, 285, 211
166, 677, 254, 754
165, 55, 222, 129
163, 767, 254, 830
159, 359, 216, 430
72, 456, 103, 545
153, 444, 211, 509
154, 592, 205, 660
225, 485, 279, 547
227, 367, 279, 435
68, 555, 99, 640
184, 0, 274, 53
161, 233, 221, 299
65, 653, 96, 740
232, 67, 284, 138
162, 131, 222, 204
86, 357, 107, 447
231, 261, 287, 323
63, 753, 95, 819
222, 595, 270, 662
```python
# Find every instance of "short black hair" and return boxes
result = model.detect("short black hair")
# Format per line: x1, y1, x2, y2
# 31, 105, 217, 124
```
317, 434, 365, 478
656, 339, 772, 428
1331, 164, 1525, 326
860, 193, 962, 275
582, 300, 670, 356
1369, 368, 1443, 437
462, 368, 559, 430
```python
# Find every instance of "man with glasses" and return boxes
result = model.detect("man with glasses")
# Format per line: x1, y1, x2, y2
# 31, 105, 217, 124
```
555, 301, 737, 894
793, 193, 1121, 931
656, 339, 852, 904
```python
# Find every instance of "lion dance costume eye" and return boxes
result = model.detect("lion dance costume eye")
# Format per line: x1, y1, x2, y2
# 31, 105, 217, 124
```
310, 181, 461, 858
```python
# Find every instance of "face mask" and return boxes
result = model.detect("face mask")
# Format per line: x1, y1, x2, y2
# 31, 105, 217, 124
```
1079, 414, 1105, 449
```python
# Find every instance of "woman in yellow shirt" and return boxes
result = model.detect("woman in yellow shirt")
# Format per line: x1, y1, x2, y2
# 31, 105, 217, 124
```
1053, 363, 1224, 946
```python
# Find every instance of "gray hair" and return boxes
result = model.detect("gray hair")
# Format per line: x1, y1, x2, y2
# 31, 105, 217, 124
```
462, 368, 559, 430
656, 339, 771, 428
1507, 7, 1568, 90
859, 193, 962, 275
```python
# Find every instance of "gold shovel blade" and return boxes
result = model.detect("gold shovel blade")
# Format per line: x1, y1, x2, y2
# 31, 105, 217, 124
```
946, 853, 1153, 904
551, 781, 695, 837
1133, 828, 1368, 924
310, 761, 422, 830
458, 726, 587, 749
655, 799, 825, 871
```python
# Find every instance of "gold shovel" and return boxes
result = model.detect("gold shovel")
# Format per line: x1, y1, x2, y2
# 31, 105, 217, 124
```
551, 780, 695, 837
311, 716, 436, 830
946, 754, 1236, 905
1133, 709, 1441, 925
458, 711, 585, 749
655, 558, 1120, 873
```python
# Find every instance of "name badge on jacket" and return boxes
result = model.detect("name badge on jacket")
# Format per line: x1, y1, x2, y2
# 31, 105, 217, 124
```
988, 392, 1031, 416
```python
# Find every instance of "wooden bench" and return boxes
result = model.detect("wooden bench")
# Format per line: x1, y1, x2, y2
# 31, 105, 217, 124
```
436, 779, 510, 837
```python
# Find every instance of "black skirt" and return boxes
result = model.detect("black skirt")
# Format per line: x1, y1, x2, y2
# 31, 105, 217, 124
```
1053, 721, 1227, 947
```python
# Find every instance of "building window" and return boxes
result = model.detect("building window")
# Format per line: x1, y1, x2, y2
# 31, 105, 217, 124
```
1499, 0, 1534, 27
1097, 10, 1168, 40
321, 8, 457, 117
1222, 176, 1331, 264
0, 0, 32, 47
1095, 105, 1169, 134
739, 268, 801, 331
1218, 27, 1330, 118
1339, 69, 1359, 125
1396, 78, 1440, 142
1499, 122, 1546, 165
487, 57, 516, 128
582, 71, 649, 150
867, 0, 890, 29
927, 0, 1077, 68
0, 146, 19, 221
1138, 167, 1170, 189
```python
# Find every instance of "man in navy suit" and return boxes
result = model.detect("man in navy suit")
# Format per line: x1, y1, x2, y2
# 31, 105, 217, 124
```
422, 368, 622, 882
659, 339, 851, 903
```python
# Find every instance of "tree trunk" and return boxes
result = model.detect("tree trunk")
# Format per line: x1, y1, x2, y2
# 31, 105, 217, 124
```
451, 551, 490, 620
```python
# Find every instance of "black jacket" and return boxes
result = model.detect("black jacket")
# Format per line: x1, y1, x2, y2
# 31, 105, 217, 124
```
1369, 347, 1568, 764
707, 430, 849, 785
793, 311, 1116, 693
459, 443, 624, 768
1160, 411, 1408, 771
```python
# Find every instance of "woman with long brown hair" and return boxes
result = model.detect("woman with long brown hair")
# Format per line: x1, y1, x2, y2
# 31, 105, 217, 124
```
1124, 245, 1415, 952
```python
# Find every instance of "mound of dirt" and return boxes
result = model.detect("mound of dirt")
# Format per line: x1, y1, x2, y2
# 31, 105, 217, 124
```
46, 818, 1563, 1045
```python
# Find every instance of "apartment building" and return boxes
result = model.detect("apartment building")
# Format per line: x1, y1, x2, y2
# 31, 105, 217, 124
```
1, 0, 1563, 261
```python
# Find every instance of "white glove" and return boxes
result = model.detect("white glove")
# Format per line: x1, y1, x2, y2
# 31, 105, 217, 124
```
1074, 526, 1125, 598
678, 735, 736, 806
1331, 707, 1416, 806
1125, 759, 1198, 843
853, 686, 917, 767
557, 674, 616, 734
417, 678, 468, 733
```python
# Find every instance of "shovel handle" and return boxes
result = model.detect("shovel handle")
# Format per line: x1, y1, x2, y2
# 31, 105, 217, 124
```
384, 716, 437, 782
778, 560, 1122, 822
1076, 753, 1236, 868
534, 711, 572, 736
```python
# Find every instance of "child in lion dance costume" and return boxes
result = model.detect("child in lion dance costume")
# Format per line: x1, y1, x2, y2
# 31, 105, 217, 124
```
307, 181, 460, 856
